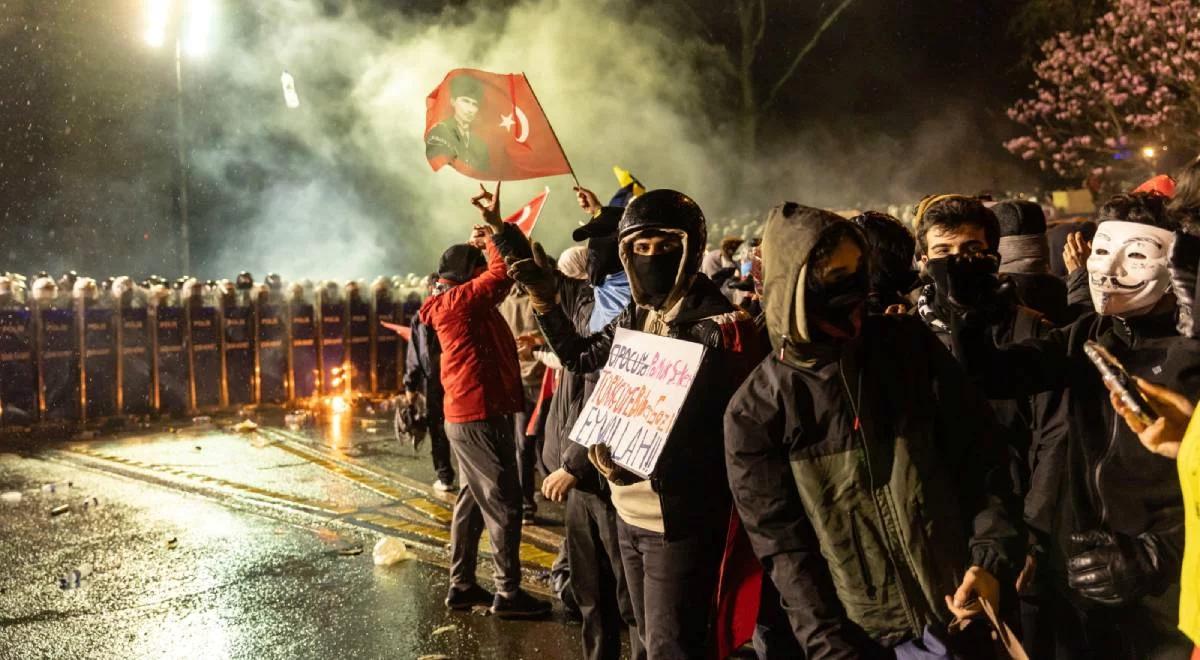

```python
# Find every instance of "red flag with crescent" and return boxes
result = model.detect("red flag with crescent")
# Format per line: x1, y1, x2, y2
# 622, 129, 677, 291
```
504, 187, 549, 237
424, 69, 572, 181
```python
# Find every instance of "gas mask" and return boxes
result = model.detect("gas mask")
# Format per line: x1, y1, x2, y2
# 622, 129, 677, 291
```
925, 252, 1002, 312
629, 252, 682, 309
1087, 221, 1175, 318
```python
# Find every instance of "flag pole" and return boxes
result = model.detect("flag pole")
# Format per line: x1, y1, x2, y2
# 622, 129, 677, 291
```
522, 72, 582, 190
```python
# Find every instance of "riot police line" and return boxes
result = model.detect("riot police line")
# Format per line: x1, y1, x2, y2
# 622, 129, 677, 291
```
0, 276, 421, 427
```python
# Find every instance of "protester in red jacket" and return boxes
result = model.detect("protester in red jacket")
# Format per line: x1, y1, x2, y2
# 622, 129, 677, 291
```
418, 184, 550, 620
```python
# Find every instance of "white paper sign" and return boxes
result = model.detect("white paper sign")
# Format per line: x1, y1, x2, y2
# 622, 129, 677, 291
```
568, 327, 706, 478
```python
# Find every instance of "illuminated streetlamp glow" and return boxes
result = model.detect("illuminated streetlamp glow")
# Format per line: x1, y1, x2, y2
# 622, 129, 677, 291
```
1143, 146, 1157, 159
144, 0, 170, 47
183, 0, 214, 58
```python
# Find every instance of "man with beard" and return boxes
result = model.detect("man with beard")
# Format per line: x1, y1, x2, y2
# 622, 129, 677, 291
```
502, 189, 757, 659
419, 185, 550, 620
959, 191, 1200, 658
724, 203, 1021, 657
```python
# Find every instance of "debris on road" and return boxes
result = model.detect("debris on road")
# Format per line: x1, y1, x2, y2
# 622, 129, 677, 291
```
232, 420, 259, 433
192, 416, 213, 428
417, 655, 452, 660
49, 504, 70, 517
431, 624, 457, 637
372, 537, 411, 566
42, 481, 72, 494
166, 537, 179, 549
1, 491, 22, 504
80, 496, 99, 510
58, 564, 92, 590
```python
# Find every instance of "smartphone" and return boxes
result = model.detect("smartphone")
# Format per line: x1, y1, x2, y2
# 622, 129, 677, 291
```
1083, 341, 1157, 427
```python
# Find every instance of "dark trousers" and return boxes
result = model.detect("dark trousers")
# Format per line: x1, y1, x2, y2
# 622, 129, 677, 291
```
429, 414, 455, 485
446, 416, 523, 595
753, 574, 804, 659
617, 517, 725, 660
514, 384, 540, 515
567, 489, 644, 660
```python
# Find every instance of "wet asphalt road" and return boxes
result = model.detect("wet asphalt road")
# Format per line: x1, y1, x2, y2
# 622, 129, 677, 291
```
0, 411, 591, 660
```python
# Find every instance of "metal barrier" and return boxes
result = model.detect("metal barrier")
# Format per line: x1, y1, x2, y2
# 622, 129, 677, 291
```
0, 295, 410, 426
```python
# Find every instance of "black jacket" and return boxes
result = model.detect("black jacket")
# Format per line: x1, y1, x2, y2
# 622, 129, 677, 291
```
540, 275, 607, 495
538, 274, 756, 541
963, 305, 1200, 624
403, 315, 443, 416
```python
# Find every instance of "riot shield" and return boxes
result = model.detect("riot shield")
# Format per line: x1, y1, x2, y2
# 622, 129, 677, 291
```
81, 306, 117, 419
0, 308, 37, 425
373, 297, 400, 393
118, 307, 153, 415
347, 300, 371, 393
256, 303, 287, 403
38, 307, 80, 422
154, 305, 189, 415
318, 302, 346, 395
187, 305, 221, 410
289, 303, 318, 399
223, 304, 254, 406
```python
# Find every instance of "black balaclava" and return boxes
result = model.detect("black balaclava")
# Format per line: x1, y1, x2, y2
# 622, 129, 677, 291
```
587, 233, 623, 286
806, 269, 869, 339
925, 252, 1002, 314
629, 252, 682, 309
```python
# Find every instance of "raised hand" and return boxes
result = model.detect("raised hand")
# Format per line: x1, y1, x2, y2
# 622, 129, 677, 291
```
471, 182, 504, 233
1064, 231, 1092, 274
507, 241, 558, 313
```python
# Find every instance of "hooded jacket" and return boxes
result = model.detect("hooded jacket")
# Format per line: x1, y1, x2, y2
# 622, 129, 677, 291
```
418, 229, 524, 424
403, 314, 443, 415
724, 204, 1022, 654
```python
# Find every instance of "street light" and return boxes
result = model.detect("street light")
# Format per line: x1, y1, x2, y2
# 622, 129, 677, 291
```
144, 0, 216, 276
1142, 146, 1157, 159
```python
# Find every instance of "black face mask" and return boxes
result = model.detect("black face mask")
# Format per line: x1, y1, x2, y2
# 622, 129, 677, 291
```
925, 253, 1001, 312
806, 269, 869, 336
630, 252, 682, 308
587, 234, 623, 286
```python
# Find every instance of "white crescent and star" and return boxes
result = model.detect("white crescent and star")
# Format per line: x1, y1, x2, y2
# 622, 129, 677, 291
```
499, 106, 530, 143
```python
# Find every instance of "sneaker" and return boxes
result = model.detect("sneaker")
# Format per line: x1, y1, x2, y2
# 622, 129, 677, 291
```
445, 584, 493, 610
433, 479, 458, 493
490, 589, 553, 620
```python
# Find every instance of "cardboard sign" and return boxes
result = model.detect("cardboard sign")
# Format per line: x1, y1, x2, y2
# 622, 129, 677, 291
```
568, 328, 706, 478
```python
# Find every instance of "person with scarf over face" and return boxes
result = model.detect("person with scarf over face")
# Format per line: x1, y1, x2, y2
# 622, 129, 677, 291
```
849, 210, 920, 315
524, 186, 641, 660
723, 203, 1022, 658
957, 191, 1200, 659
501, 189, 757, 660
419, 185, 551, 620
911, 194, 1063, 645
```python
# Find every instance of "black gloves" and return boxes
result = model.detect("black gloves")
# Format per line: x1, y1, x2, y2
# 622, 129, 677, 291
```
1169, 230, 1200, 338
1067, 530, 1167, 605
507, 241, 559, 314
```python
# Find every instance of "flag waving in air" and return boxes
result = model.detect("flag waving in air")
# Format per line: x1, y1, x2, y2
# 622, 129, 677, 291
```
425, 69, 573, 181
504, 187, 550, 237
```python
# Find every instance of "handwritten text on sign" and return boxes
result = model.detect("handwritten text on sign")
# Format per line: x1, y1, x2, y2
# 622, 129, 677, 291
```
568, 328, 706, 478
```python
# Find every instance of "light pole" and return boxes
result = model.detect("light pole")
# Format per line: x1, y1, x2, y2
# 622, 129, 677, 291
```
145, 0, 213, 276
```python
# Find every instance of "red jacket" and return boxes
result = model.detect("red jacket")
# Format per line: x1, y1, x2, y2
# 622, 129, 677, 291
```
418, 237, 524, 424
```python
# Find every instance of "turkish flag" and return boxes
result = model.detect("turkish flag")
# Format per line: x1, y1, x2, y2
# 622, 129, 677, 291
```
504, 187, 549, 236
425, 69, 572, 181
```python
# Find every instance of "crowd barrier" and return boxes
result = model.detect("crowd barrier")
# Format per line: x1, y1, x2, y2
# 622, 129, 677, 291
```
0, 293, 406, 426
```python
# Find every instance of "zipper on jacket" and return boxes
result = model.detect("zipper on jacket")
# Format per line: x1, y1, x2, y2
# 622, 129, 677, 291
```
1093, 415, 1119, 527
838, 360, 919, 633
849, 511, 877, 599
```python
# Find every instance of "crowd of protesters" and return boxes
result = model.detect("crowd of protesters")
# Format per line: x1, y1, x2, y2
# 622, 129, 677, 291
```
403, 155, 1200, 660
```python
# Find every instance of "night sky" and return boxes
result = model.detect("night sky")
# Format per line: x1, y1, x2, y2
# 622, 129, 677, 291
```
0, 0, 1048, 280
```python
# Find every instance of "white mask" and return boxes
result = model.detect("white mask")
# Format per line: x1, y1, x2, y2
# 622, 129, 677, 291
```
1087, 220, 1175, 317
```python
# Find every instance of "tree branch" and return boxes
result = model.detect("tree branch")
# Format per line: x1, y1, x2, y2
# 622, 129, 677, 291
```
753, 0, 767, 52
762, 0, 857, 110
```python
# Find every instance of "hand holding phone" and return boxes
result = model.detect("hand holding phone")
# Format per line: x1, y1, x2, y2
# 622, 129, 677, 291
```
1084, 341, 1157, 427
